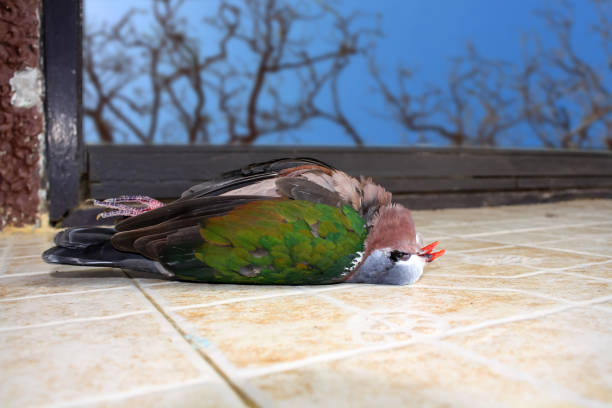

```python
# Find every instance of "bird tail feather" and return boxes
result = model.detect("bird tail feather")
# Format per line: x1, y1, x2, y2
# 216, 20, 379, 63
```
42, 227, 173, 277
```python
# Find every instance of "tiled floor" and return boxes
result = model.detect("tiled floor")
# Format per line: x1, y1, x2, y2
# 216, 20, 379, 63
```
1, 199, 611, 407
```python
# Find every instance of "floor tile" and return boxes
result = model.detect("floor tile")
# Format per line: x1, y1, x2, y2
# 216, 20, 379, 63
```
173, 293, 359, 369
464, 230, 575, 246
446, 307, 612, 405
2, 199, 611, 407
0, 269, 130, 300
538, 237, 612, 258
0, 286, 152, 329
87, 381, 246, 408
143, 282, 302, 309
248, 342, 573, 408
418, 271, 611, 302
0, 313, 242, 408
323, 285, 562, 338
451, 245, 609, 270
430, 238, 504, 253
424, 251, 540, 277
3, 255, 88, 275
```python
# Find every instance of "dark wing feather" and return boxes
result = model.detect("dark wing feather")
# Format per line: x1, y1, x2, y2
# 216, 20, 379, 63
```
112, 158, 337, 261
115, 195, 268, 232
112, 195, 273, 260
54, 227, 116, 249
179, 157, 336, 200
275, 177, 344, 208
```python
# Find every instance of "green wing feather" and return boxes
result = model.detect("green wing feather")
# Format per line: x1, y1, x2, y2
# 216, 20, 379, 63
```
159, 199, 366, 284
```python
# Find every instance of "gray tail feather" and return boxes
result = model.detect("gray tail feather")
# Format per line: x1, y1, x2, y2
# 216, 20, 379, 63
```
43, 227, 173, 277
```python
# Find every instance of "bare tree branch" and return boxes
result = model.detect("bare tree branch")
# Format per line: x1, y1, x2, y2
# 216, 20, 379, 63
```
370, 0, 610, 149
84, 0, 376, 145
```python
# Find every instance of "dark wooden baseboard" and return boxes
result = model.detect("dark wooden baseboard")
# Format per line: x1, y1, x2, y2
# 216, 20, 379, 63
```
59, 145, 612, 226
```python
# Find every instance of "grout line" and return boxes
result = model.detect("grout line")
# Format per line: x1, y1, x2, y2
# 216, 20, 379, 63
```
428, 270, 554, 280
11, 254, 44, 260
441, 231, 612, 260
235, 294, 612, 379
444, 295, 612, 336
435, 340, 610, 408
556, 271, 612, 283
449, 244, 516, 254
413, 284, 573, 304
299, 283, 359, 293
168, 283, 358, 313
136, 280, 179, 287
520, 259, 612, 272
0, 310, 151, 332
126, 274, 260, 408
0, 269, 54, 278
167, 283, 357, 312
532, 244, 612, 259
46, 377, 212, 408
0, 236, 14, 276
428, 263, 612, 282
311, 291, 363, 314
0, 285, 134, 303
460, 220, 612, 238
521, 243, 612, 259
170, 289, 308, 312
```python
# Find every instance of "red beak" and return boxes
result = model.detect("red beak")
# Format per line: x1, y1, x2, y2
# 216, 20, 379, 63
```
419, 241, 445, 263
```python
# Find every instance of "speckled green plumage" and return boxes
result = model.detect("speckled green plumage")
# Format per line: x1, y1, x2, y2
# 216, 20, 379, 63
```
158, 199, 367, 284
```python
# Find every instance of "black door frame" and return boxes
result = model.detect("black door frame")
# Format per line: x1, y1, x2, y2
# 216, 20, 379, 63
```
43, 0, 83, 223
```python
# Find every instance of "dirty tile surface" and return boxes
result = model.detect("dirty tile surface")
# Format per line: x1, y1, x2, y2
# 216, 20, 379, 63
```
1, 199, 611, 407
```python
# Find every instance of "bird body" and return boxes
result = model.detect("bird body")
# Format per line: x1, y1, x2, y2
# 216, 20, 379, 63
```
161, 199, 366, 284
43, 158, 443, 285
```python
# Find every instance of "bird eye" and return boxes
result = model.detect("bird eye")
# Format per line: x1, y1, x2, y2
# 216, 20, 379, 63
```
389, 250, 410, 262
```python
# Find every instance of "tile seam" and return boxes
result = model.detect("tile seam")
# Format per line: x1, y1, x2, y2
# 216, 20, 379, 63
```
0, 236, 14, 275
168, 283, 361, 312
44, 377, 212, 408
0, 285, 135, 303
0, 310, 152, 332
461, 220, 612, 238
0, 270, 55, 278
429, 269, 612, 282
169, 289, 310, 311
126, 273, 260, 408
442, 232, 612, 259
413, 284, 573, 304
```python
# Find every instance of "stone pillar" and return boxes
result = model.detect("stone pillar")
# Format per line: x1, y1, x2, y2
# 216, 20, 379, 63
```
0, 0, 44, 228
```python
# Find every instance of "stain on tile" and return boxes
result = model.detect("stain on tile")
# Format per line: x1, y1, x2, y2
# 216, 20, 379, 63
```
174, 294, 358, 368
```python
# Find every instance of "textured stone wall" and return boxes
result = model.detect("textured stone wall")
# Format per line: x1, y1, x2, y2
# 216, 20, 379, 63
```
0, 0, 44, 228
